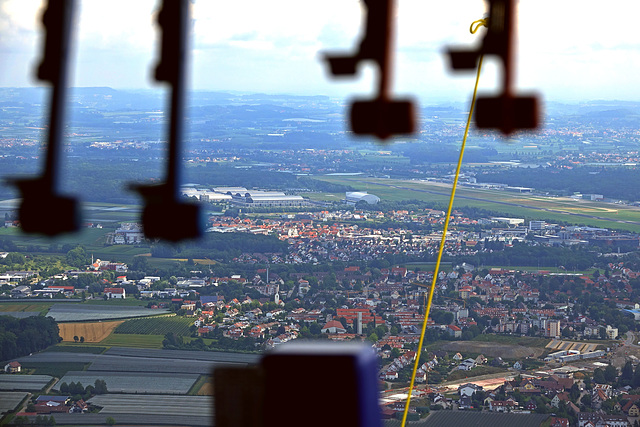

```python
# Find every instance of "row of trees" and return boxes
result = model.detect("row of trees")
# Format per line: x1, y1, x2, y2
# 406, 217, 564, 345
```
58, 379, 108, 399
12, 415, 56, 426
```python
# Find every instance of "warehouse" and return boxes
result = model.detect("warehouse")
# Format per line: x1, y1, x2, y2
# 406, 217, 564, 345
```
231, 191, 307, 208
343, 192, 380, 206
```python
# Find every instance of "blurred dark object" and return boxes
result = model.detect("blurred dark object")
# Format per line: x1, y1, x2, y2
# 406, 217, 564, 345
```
133, 0, 202, 242
214, 342, 382, 427
323, 0, 416, 140
213, 367, 264, 427
447, 0, 540, 135
12, 0, 80, 236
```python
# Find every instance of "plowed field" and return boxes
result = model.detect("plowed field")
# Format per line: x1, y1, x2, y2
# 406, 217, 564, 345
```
58, 321, 124, 342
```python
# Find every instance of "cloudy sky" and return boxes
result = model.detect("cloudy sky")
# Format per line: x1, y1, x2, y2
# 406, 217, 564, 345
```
1, 0, 640, 102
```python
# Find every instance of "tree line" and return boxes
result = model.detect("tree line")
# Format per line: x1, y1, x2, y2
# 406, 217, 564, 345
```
0, 316, 61, 361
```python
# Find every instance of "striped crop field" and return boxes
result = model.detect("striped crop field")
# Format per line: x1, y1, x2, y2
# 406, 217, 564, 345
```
58, 321, 124, 342
114, 316, 194, 336
98, 333, 164, 349
48, 304, 171, 322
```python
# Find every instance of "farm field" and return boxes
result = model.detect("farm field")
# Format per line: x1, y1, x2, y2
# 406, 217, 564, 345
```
58, 320, 124, 342
83, 298, 149, 307
438, 340, 546, 359
47, 303, 171, 322
424, 335, 550, 360
0, 302, 53, 316
114, 316, 193, 335
314, 176, 640, 232
47, 345, 108, 354
0, 375, 53, 391
103, 347, 260, 364
193, 376, 213, 396
19, 362, 90, 378
446, 365, 506, 382
36, 413, 211, 426
86, 351, 234, 375
0, 392, 28, 416
14, 347, 259, 378
56, 371, 199, 394
471, 334, 551, 348
423, 411, 550, 427
88, 394, 212, 418
97, 333, 164, 349
0, 226, 109, 250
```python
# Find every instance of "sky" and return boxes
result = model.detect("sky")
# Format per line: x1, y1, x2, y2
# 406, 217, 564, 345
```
1, 0, 640, 103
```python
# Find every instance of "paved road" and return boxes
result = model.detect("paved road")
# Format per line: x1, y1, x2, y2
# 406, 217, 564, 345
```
625, 331, 637, 347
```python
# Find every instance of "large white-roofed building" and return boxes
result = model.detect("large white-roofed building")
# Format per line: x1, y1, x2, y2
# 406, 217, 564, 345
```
231, 191, 308, 208
181, 188, 233, 203
344, 191, 380, 206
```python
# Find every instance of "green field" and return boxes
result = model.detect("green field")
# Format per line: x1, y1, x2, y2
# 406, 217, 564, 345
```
98, 333, 164, 349
0, 226, 108, 249
114, 316, 193, 335
21, 362, 89, 378
313, 176, 640, 232
0, 302, 52, 316
45, 345, 108, 354
187, 375, 212, 396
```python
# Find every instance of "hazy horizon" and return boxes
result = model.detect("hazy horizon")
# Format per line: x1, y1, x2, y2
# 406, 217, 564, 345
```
1, 1, 640, 103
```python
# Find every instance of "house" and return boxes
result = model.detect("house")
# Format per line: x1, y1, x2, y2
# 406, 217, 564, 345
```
577, 413, 628, 427
551, 392, 570, 408
104, 287, 126, 299
525, 401, 537, 411
71, 399, 88, 413
452, 352, 463, 361
34, 396, 71, 413
622, 399, 640, 416
489, 399, 517, 412
550, 417, 569, 427
297, 279, 310, 296
513, 361, 523, 370
414, 369, 427, 383
321, 320, 347, 334
591, 388, 609, 409
459, 395, 473, 409
384, 369, 399, 380
459, 383, 483, 397
4, 361, 21, 373
458, 359, 476, 371
447, 324, 462, 338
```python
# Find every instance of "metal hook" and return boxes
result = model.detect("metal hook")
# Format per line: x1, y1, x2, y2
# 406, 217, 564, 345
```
132, 0, 202, 242
323, 0, 416, 141
446, 0, 540, 135
12, 0, 81, 236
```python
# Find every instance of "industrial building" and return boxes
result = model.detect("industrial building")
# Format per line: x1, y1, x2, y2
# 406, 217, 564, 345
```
344, 192, 380, 206
229, 190, 308, 208
181, 187, 307, 207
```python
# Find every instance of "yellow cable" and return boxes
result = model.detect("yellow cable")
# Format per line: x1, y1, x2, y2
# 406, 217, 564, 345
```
400, 19, 487, 427
470, 18, 489, 34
